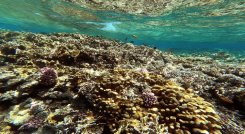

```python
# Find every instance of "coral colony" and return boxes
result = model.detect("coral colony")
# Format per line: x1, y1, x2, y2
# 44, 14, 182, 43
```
142, 91, 157, 107
39, 67, 57, 86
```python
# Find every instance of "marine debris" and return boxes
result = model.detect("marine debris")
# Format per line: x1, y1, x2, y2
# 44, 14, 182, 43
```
0, 31, 244, 133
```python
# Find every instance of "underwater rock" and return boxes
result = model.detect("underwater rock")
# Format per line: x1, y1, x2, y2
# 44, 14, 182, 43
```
0, 44, 16, 55
233, 90, 245, 111
217, 74, 245, 85
0, 90, 19, 102
0, 72, 16, 82
19, 116, 45, 132
1, 98, 48, 133
4, 104, 32, 126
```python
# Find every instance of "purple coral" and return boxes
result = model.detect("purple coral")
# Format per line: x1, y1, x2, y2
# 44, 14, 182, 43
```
40, 67, 57, 86
142, 91, 157, 107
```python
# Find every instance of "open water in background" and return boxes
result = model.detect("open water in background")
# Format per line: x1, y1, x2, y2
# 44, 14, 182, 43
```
0, 0, 244, 55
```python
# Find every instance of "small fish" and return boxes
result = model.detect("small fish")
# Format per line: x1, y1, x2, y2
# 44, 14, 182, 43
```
130, 41, 134, 43
132, 35, 138, 39
124, 37, 128, 42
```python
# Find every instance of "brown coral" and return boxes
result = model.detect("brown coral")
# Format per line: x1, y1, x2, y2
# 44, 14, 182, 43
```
77, 69, 221, 133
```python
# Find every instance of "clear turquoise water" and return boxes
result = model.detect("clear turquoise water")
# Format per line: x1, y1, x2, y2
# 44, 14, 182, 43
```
0, 0, 244, 52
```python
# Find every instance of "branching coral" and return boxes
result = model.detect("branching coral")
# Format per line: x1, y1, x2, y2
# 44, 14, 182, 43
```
78, 69, 222, 133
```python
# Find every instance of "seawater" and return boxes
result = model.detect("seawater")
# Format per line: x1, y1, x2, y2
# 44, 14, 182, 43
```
0, 0, 244, 53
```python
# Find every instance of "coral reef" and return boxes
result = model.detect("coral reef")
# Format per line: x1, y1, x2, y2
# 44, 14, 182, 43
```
0, 31, 244, 133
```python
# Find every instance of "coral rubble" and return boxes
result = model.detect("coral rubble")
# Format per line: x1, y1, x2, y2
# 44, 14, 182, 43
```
0, 31, 244, 133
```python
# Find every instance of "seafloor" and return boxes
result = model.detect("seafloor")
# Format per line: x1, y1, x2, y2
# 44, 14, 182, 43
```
0, 31, 244, 134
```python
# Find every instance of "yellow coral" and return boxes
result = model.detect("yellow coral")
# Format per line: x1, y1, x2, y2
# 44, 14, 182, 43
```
0, 125, 11, 134
47, 113, 57, 124
78, 69, 222, 133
